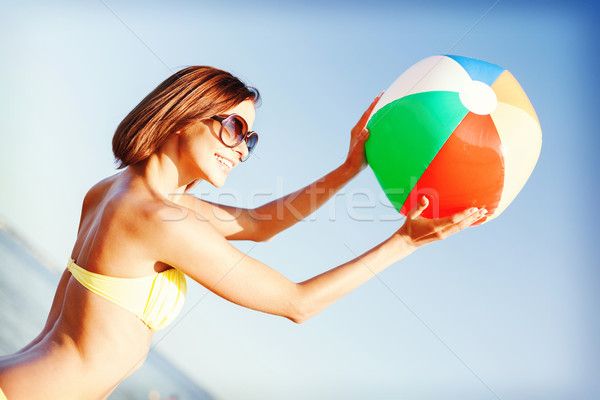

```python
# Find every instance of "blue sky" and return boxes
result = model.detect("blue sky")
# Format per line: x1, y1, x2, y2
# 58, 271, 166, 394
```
1, 1, 598, 399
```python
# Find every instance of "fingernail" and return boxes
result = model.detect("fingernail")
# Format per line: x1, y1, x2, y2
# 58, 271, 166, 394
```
469, 207, 477, 213
480, 209, 488, 214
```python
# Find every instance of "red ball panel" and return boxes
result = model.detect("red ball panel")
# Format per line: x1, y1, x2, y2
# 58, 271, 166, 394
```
400, 112, 505, 220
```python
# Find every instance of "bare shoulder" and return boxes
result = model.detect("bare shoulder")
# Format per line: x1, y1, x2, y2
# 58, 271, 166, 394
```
76, 174, 121, 235
101, 188, 221, 257
81, 172, 165, 223
75, 173, 176, 260
144, 196, 233, 268
81, 173, 121, 210
148, 197, 221, 245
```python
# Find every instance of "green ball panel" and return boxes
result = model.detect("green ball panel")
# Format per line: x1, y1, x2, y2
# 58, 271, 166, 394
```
366, 91, 469, 212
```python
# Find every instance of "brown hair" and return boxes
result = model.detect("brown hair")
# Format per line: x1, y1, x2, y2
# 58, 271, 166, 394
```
112, 66, 260, 169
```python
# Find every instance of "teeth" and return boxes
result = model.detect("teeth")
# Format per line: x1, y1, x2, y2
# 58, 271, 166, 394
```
215, 154, 233, 169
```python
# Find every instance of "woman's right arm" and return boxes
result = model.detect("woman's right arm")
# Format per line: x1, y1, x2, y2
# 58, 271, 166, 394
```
152, 196, 486, 323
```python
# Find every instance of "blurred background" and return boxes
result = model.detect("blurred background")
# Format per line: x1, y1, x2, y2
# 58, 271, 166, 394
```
0, 0, 598, 399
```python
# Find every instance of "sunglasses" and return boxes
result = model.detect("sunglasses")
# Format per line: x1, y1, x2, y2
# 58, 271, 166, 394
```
211, 114, 258, 162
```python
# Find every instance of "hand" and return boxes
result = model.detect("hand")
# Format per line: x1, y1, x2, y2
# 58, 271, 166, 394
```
396, 196, 487, 248
344, 92, 384, 174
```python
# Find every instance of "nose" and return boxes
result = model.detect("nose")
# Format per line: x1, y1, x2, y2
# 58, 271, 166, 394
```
233, 140, 249, 161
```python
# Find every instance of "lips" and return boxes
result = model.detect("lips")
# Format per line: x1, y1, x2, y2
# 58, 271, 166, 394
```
214, 153, 235, 170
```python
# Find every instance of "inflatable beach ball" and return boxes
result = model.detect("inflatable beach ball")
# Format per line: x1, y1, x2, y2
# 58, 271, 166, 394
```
366, 55, 541, 223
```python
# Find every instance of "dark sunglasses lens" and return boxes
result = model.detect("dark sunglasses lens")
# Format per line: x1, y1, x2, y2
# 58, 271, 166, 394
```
241, 134, 258, 161
246, 134, 258, 152
221, 116, 245, 146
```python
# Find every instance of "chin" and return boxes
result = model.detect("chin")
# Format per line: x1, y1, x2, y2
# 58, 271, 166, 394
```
206, 170, 228, 188
192, 166, 225, 189
210, 178, 226, 188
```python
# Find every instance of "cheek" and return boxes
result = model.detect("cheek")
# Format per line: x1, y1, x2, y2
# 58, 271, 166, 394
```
182, 133, 208, 157
181, 134, 222, 171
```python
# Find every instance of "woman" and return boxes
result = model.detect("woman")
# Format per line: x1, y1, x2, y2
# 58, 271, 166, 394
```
0, 66, 486, 399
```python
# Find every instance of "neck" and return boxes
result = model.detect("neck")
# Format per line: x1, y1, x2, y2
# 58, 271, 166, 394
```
127, 135, 200, 200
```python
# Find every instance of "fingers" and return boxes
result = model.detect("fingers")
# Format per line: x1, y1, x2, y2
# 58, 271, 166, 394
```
358, 103, 375, 126
448, 208, 486, 233
365, 92, 384, 117
434, 207, 487, 238
400, 203, 488, 247
356, 92, 385, 129
359, 127, 369, 141
369, 92, 384, 110
348, 128, 369, 154
414, 206, 487, 243
407, 196, 429, 219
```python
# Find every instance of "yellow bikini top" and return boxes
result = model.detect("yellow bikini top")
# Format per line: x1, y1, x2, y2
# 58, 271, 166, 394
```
67, 258, 187, 331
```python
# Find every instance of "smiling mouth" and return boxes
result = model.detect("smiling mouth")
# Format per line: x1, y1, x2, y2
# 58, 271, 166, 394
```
215, 154, 233, 170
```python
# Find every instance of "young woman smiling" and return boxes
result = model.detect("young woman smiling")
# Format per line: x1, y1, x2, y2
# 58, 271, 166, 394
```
0, 66, 486, 399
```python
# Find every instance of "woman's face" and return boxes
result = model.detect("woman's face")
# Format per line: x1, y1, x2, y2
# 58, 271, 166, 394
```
178, 99, 256, 187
